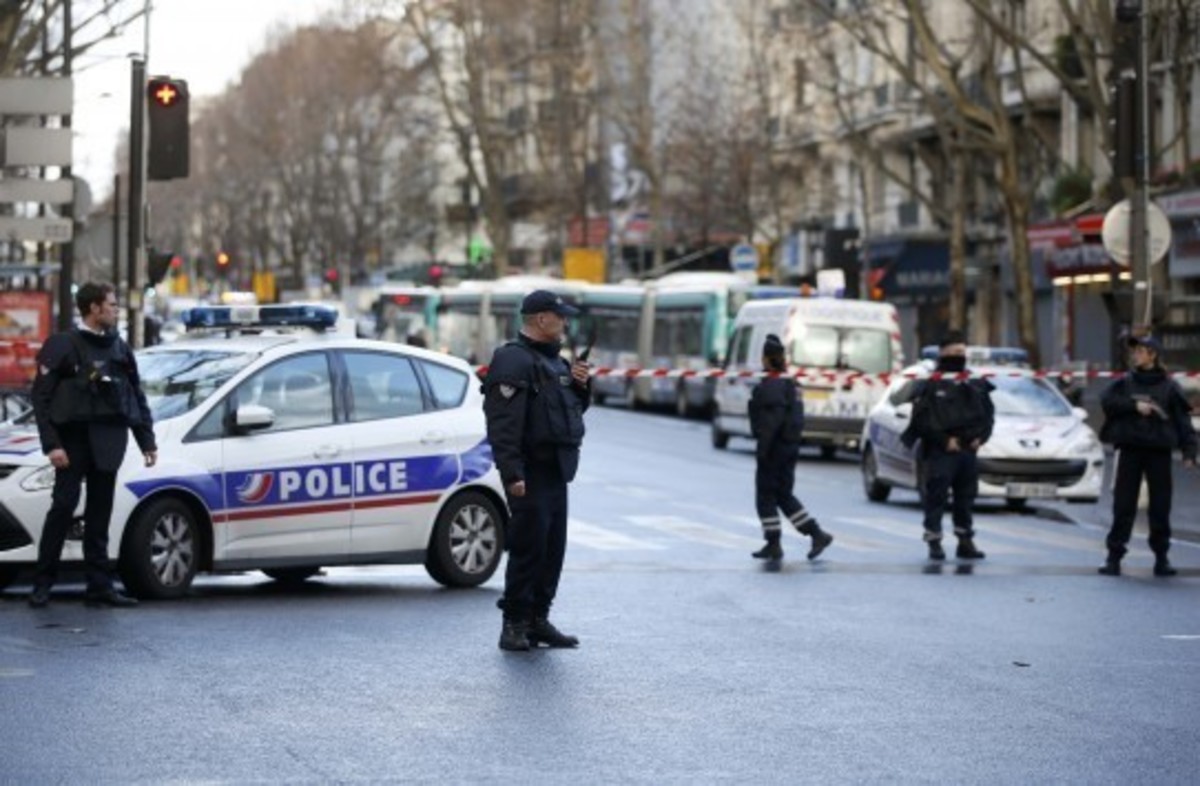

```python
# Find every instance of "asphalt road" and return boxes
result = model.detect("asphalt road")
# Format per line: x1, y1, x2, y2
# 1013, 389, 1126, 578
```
2, 405, 1198, 784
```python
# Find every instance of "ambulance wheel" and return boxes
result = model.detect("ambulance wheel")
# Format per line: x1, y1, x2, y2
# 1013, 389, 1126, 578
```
262, 567, 321, 584
0, 564, 18, 592
426, 491, 504, 588
862, 447, 892, 503
711, 424, 730, 450
1006, 498, 1029, 512
820, 445, 838, 460
120, 497, 201, 600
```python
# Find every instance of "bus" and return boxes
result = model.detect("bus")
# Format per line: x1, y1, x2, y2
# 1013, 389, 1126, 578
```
577, 273, 799, 416
372, 285, 441, 346
436, 276, 586, 364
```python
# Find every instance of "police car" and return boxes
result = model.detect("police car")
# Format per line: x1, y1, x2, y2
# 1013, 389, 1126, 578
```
860, 359, 1105, 507
0, 305, 507, 598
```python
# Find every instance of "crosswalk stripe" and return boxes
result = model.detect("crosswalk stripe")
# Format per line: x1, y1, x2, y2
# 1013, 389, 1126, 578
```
624, 515, 762, 549
569, 519, 664, 551
722, 515, 892, 553
832, 515, 1031, 556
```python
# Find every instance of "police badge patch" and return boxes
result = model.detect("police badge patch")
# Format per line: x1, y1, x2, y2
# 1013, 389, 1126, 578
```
499, 384, 516, 399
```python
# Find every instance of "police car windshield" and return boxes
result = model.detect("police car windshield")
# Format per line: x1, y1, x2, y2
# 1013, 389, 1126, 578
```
138, 349, 258, 421
988, 377, 1072, 417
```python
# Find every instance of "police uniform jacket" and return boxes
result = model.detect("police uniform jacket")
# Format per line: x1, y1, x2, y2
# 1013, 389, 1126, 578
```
898, 374, 995, 451
749, 376, 802, 459
483, 333, 589, 484
1100, 368, 1198, 460
32, 327, 157, 473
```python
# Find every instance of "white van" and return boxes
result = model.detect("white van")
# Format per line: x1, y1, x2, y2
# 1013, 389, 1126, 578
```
712, 298, 903, 457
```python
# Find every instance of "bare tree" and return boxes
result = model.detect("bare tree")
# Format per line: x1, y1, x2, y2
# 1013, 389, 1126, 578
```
0, 0, 145, 76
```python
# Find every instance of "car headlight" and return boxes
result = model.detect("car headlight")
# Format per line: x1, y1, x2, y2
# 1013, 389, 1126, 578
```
20, 465, 57, 492
1070, 432, 1101, 456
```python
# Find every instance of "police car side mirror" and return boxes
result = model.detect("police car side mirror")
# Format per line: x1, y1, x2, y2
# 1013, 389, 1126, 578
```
896, 403, 912, 420
1072, 406, 1088, 421
234, 404, 275, 432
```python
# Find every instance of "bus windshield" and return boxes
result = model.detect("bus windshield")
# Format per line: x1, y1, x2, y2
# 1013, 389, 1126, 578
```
791, 327, 891, 374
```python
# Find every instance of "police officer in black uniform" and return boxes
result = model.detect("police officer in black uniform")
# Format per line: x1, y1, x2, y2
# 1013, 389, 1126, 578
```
749, 334, 834, 562
483, 290, 589, 652
28, 282, 157, 608
1098, 335, 1197, 577
894, 331, 993, 561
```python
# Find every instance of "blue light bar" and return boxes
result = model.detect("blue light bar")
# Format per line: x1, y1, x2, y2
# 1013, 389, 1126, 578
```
182, 304, 340, 331
919, 345, 1030, 366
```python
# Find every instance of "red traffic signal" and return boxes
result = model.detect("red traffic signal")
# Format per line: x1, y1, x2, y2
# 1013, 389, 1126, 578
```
216, 252, 230, 267
169, 255, 184, 269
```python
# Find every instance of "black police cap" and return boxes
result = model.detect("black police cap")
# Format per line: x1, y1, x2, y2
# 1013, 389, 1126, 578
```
520, 289, 580, 317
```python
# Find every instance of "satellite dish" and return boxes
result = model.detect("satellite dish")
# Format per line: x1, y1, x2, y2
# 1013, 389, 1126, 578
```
1101, 199, 1173, 266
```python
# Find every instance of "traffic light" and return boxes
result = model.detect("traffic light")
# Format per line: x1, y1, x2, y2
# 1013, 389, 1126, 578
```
216, 251, 231, 276
147, 247, 174, 286
1110, 75, 1137, 181
147, 76, 190, 180
428, 263, 444, 287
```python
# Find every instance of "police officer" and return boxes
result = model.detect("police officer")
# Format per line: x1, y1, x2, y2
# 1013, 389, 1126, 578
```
894, 331, 993, 561
28, 282, 157, 608
483, 289, 589, 652
1098, 335, 1197, 577
749, 334, 833, 562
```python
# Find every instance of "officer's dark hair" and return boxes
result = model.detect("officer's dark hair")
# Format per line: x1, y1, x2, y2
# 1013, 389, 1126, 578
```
939, 330, 967, 348
762, 333, 787, 371
76, 282, 115, 317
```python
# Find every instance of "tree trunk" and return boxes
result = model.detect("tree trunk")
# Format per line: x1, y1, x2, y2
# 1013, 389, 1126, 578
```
949, 147, 968, 332
1000, 181, 1040, 369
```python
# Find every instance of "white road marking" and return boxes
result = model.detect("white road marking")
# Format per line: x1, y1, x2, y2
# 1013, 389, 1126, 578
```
624, 515, 762, 549
569, 519, 665, 551
1161, 635, 1200, 641
834, 515, 1032, 556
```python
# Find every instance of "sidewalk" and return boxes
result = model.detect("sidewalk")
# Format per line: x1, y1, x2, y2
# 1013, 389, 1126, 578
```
1045, 450, 1200, 544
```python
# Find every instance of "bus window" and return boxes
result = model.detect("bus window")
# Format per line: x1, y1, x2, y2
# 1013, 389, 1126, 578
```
589, 308, 639, 352
653, 308, 704, 358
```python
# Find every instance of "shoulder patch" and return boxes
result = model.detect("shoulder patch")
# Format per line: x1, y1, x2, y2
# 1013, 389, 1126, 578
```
499, 384, 517, 399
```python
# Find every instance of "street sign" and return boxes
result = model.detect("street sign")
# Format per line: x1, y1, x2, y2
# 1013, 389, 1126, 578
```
0, 179, 74, 204
0, 216, 72, 243
1101, 199, 1173, 265
816, 268, 846, 298
730, 242, 759, 273
1, 127, 72, 166
0, 78, 73, 115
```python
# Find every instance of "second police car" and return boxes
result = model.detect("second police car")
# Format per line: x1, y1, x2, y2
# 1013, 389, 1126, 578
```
860, 353, 1105, 508
0, 305, 508, 598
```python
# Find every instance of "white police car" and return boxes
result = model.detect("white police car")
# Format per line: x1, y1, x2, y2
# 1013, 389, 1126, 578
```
861, 361, 1105, 507
0, 305, 507, 598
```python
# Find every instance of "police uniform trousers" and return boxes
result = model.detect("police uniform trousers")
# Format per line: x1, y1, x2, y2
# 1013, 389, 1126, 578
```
35, 425, 125, 593
1107, 447, 1173, 558
921, 447, 978, 541
755, 445, 816, 535
501, 460, 568, 621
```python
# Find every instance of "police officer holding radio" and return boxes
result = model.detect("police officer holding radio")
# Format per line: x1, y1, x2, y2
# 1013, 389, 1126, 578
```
28, 283, 157, 608
1098, 334, 1197, 577
483, 290, 589, 652
894, 331, 994, 561
750, 334, 834, 563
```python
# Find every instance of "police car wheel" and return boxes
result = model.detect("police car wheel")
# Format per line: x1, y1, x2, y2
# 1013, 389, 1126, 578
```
862, 447, 892, 503
426, 491, 503, 588
262, 567, 321, 584
0, 564, 18, 592
120, 498, 200, 600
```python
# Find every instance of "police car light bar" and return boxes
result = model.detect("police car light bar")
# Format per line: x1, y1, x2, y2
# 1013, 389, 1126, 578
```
182, 304, 340, 331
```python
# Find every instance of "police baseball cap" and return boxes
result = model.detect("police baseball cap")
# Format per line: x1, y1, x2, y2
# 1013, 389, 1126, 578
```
521, 289, 580, 317
1127, 334, 1163, 354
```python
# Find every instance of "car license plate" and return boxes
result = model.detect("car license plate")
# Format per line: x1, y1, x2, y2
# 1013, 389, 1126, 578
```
1006, 483, 1057, 499
803, 389, 830, 402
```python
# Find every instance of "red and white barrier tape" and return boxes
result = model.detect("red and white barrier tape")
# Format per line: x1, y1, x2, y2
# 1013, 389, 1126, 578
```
474, 365, 1200, 386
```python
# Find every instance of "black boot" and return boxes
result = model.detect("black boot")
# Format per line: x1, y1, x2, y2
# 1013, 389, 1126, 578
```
1098, 552, 1121, 576
27, 583, 50, 609
927, 540, 946, 561
956, 538, 986, 560
528, 618, 579, 648
498, 619, 531, 652
752, 536, 783, 560
807, 529, 833, 561
1153, 557, 1177, 577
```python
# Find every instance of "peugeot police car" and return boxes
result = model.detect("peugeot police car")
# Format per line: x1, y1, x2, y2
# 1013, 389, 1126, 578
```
0, 304, 507, 598
860, 358, 1105, 507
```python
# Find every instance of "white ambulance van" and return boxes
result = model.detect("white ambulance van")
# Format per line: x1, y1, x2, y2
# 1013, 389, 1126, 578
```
711, 298, 903, 457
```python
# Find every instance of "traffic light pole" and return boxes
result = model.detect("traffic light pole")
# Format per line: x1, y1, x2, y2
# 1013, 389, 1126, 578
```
56, 0, 74, 331
127, 57, 146, 349
1132, 4, 1152, 328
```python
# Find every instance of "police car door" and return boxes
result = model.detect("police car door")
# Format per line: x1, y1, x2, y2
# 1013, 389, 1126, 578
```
216, 351, 351, 564
339, 350, 456, 557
